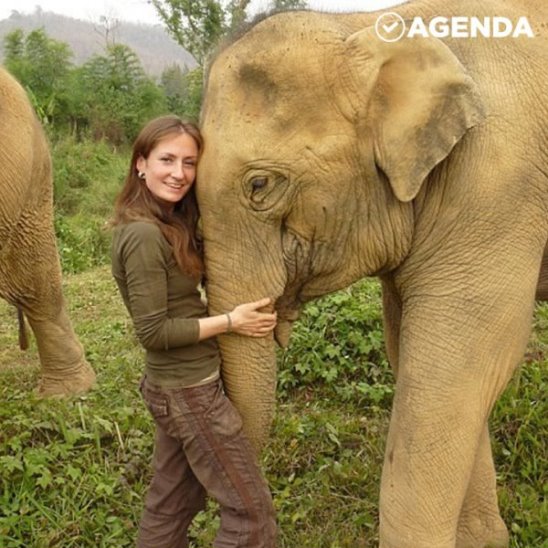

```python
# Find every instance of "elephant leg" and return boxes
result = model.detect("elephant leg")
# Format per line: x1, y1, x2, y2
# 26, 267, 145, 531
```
378, 265, 537, 548
381, 277, 507, 547
535, 240, 548, 301
25, 304, 96, 396
456, 426, 509, 548
1, 211, 95, 396
381, 277, 508, 547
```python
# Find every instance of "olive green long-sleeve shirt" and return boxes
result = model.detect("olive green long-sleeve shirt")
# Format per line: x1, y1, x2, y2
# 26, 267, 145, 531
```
111, 221, 220, 387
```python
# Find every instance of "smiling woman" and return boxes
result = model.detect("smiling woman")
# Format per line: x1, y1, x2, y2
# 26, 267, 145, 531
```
109, 114, 278, 547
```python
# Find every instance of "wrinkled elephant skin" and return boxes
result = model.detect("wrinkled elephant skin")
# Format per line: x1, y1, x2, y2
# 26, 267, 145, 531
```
0, 67, 95, 396
197, 1, 547, 547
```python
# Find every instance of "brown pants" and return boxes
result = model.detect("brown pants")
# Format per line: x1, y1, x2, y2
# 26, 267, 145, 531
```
137, 377, 277, 548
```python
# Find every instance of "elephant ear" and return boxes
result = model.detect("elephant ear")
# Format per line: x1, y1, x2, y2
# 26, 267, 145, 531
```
340, 27, 486, 202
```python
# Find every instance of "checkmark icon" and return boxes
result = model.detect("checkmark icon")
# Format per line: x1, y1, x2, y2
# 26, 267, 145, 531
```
382, 21, 400, 34
375, 12, 406, 42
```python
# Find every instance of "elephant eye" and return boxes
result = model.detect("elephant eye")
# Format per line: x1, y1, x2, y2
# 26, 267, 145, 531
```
244, 171, 289, 211
251, 177, 269, 194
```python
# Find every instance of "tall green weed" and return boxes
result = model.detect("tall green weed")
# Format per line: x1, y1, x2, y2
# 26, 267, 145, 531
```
51, 137, 127, 273
52, 137, 127, 217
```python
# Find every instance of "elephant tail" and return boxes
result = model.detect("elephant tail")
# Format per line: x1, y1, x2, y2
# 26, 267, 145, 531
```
17, 307, 29, 350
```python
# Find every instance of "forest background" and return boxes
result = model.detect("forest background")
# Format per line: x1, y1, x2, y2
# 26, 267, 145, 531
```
0, 1, 546, 546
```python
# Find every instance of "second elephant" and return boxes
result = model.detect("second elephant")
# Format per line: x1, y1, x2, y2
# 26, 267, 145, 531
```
0, 67, 95, 396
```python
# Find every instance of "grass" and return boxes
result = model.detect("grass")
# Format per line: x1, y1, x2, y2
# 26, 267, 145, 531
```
0, 266, 546, 547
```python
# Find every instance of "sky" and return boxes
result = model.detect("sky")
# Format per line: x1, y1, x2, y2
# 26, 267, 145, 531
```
0, 0, 407, 26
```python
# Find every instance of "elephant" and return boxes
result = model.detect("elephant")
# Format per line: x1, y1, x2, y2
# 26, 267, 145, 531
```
0, 66, 95, 396
196, 1, 547, 547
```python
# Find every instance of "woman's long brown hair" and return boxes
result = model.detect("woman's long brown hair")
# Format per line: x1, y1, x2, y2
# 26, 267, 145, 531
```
112, 115, 204, 278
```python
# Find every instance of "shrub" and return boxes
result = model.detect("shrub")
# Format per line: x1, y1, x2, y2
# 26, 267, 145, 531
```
54, 214, 112, 274
279, 279, 394, 407
52, 137, 128, 217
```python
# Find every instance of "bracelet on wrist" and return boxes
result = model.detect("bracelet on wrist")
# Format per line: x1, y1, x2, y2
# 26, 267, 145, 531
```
225, 312, 232, 334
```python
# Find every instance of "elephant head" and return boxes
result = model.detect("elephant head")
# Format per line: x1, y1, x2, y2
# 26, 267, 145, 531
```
197, 11, 484, 448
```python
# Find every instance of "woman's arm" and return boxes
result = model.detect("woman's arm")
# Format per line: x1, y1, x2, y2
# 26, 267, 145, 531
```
117, 222, 200, 350
116, 223, 277, 349
198, 298, 277, 340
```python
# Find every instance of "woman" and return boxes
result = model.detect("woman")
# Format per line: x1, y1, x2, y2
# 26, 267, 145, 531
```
111, 115, 277, 547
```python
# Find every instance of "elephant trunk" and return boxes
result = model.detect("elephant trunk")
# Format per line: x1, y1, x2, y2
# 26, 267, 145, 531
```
203, 243, 284, 452
216, 332, 277, 452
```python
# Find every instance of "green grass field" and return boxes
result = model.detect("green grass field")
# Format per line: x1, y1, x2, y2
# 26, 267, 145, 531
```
0, 266, 546, 547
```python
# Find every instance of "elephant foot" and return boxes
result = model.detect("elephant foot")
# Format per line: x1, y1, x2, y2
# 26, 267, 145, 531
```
456, 515, 509, 548
37, 360, 96, 397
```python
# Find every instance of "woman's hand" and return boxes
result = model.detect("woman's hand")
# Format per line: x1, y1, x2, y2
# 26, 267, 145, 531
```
197, 298, 276, 341
229, 297, 277, 337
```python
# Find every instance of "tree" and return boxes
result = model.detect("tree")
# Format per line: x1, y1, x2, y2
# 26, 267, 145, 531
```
160, 63, 188, 112
151, 0, 307, 67
3, 28, 73, 127
160, 63, 203, 121
80, 44, 167, 143
151, 0, 307, 120
150, 0, 228, 66
3, 28, 25, 60
93, 14, 121, 48
226, 0, 252, 32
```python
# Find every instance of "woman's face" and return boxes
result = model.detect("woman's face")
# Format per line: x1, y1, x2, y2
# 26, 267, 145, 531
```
136, 132, 198, 207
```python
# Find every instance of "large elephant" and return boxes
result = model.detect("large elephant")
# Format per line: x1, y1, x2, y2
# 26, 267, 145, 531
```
0, 67, 95, 395
197, 1, 547, 547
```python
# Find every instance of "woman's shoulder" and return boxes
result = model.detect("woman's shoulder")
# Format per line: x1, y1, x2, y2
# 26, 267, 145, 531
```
113, 220, 166, 249
114, 220, 161, 238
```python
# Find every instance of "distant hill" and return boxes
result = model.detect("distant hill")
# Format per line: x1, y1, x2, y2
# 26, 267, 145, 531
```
0, 8, 196, 77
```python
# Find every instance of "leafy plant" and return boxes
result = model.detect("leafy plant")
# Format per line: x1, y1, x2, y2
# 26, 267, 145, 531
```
54, 214, 111, 274
279, 280, 393, 407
